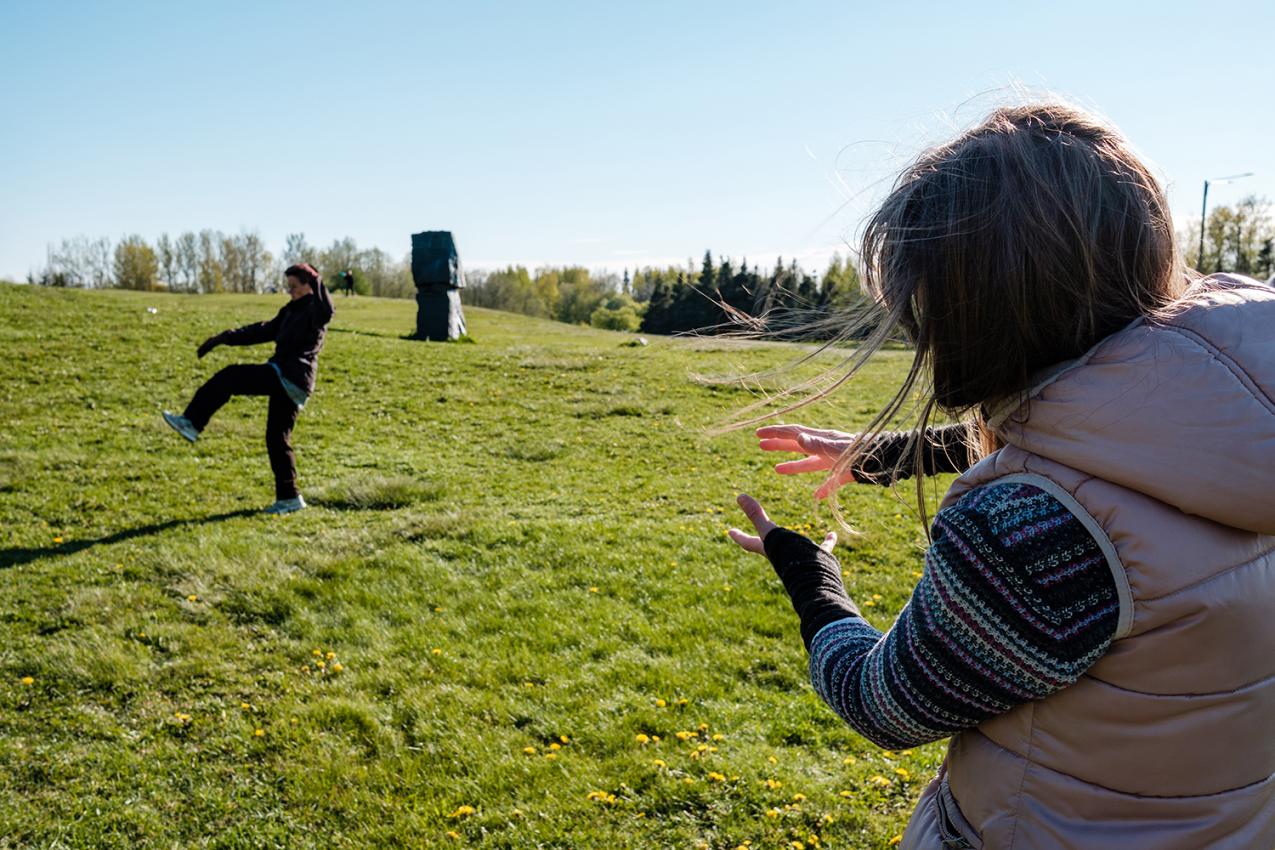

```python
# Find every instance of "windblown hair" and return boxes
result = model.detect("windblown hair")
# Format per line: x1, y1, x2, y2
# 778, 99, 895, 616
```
285, 263, 322, 290
732, 102, 1186, 529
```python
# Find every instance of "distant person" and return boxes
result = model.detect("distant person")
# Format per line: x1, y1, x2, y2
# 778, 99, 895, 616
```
341, 269, 355, 296
725, 103, 1275, 848
162, 263, 335, 514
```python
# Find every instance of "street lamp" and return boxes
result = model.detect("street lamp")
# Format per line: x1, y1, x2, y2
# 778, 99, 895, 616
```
1199, 172, 1255, 271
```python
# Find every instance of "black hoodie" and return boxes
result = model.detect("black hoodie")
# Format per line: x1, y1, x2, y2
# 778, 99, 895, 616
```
218, 281, 335, 393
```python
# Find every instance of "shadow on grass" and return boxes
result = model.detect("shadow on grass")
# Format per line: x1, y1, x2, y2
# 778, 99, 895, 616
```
0, 509, 258, 569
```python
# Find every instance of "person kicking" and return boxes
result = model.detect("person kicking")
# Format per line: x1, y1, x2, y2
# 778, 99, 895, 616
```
163, 263, 334, 514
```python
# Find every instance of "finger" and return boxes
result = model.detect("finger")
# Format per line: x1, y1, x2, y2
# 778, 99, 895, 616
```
757, 424, 851, 441
775, 455, 835, 474
758, 438, 804, 453
727, 528, 765, 555
735, 493, 777, 536
797, 433, 853, 459
819, 531, 838, 553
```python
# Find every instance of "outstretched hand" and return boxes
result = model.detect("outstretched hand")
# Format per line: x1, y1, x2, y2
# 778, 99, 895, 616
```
756, 424, 859, 500
728, 493, 836, 556
196, 335, 222, 359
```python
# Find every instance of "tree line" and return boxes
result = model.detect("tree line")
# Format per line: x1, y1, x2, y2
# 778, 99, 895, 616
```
26, 195, 1271, 337
32, 231, 416, 298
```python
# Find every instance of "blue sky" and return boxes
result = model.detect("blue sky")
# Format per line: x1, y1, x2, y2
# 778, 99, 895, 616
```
2, 0, 1271, 280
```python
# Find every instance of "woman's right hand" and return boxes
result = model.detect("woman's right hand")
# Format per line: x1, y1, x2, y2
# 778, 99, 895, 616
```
756, 424, 859, 499
196, 334, 223, 359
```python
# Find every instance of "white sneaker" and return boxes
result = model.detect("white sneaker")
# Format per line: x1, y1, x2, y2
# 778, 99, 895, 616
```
163, 411, 200, 443
264, 496, 306, 515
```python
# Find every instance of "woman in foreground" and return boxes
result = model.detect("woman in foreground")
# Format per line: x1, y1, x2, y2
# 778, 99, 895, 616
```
727, 104, 1275, 848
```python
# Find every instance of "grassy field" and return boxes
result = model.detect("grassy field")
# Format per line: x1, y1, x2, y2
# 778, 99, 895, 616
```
0, 284, 950, 849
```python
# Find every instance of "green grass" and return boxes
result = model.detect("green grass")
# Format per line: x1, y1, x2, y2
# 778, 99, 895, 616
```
0, 284, 948, 849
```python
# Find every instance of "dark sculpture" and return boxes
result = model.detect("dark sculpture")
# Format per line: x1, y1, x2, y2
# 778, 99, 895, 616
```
411, 231, 467, 340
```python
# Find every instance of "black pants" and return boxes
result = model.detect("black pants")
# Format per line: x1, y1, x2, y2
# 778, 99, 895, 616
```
183, 364, 300, 500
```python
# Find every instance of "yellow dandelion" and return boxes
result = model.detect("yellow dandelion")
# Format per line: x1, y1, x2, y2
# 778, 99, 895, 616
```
549, 742, 561, 751
589, 586, 598, 593
871, 593, 883, 601
764, 778, 782, 789
447, 805, 476, 819
711, 733, 724, 741
326, 651, 335, 660
240, 702, 251, 710
635, 733, 650, 744
791, 793, 806, 802
559, 735, 569, 743
895, 768, 910, 780
312, 649, 322, 657
889, 836, 903, 846
652, 759, 666, 768
187, 595, 198, 602
434, 606, 443, 612
790, 842, 805, 850
682, 777, 695, 785
765, 808, 779, 818
768, 755, 778, 764
20, 676, 34, 686
544, 753, 557, 761
446, 831, 460, 840
655, 698, 667, 707
254, 728, 264, 737
708, 772, 726, 782
53, 536, 63, 544
675, 731, 693, 741
839, 789, 852, 798
523, 747, 537, 755
697, 723, 709, 732
869, 775, 891, 787
331, 663, 344, 672
843, 755, 857, 765
651, 735, 661, 742
432, 648, 442, 655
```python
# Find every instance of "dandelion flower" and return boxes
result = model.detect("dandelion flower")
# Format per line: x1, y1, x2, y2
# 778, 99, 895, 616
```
446, 831, 460, 840
53, 536, 63, 544
765, 808, 779, 818
240, 702, 251, 710
312, 649, 322, 657
889, 837, 903, 846
559, 735, 569, 743
20, 676, 34, 686
791, 793, 806, 802
523, 747, 536, 755
895, 768, 910, 780
635, 734, 650, 744
682, 777, 695, 785
589, 586, 599, 593
544, 753, 557, 761
187, 595, 199, 602
655, 698, 666, 708
549, 742, 561, 751
447, 805, 476, 818
652, 759, 666, 767
708, 772, 725, 782
254, 728, 264, 737
331, 663, 344, 672
432, 648, 442, 656
842, 755, 857, 765
839, 790, 852, 798
326, 651, 336, 660
711, 733, 724, 741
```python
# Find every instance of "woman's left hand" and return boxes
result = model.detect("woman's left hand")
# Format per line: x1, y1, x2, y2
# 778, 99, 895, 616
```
728, 493, 836, 555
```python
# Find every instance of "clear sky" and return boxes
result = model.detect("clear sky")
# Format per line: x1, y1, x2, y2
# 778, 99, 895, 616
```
2, 0, 1271, 280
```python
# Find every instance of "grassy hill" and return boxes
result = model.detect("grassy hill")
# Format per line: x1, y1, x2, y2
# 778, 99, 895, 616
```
0, 284, 945, 849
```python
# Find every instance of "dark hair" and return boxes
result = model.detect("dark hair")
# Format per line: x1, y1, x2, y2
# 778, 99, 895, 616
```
863, 103, 1183, 413
723, 102, 1186, 531
285, 263, 321, 289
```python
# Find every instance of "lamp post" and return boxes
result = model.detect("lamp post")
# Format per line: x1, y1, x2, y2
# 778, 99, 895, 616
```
1199, 172, 1255, 272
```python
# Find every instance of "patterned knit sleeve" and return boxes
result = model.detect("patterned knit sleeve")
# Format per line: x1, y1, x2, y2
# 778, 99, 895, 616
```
808, 481, 1119, 749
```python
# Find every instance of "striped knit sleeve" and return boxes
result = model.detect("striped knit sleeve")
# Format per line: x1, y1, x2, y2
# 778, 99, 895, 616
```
808, 481, 1119, 749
